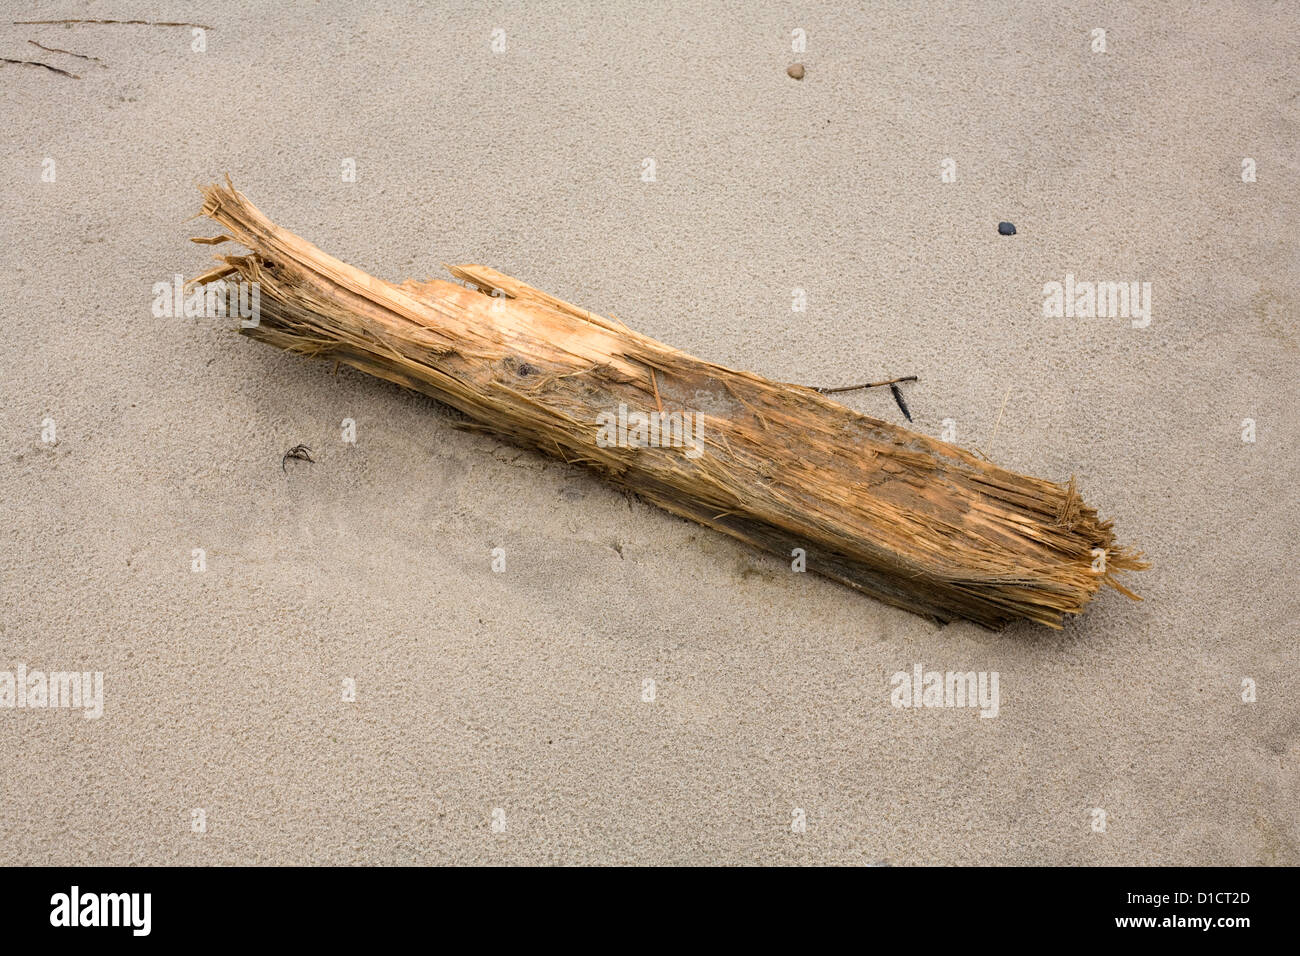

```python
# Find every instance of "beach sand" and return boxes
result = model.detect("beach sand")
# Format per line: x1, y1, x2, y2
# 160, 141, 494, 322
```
1, 1, 1296, 864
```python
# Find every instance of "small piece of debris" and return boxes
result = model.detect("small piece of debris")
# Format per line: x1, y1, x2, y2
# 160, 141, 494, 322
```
998, 221, 1017, 236
28, 39, 107, 67
787, 63, 805, 80
889, 383, 913, 422
12, 18, 215, 29
281, 443, 315, 473
0, 57, 79, 79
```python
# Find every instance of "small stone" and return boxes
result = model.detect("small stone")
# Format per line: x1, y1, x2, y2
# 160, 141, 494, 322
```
787, 63, 805, 80
998, 221, 1017, 236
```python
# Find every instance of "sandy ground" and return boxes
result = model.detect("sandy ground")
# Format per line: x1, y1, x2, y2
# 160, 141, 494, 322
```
1, 1, 1297, 865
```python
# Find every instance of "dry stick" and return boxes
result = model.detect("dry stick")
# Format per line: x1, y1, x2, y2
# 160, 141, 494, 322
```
190, 181, 1146, 629
28, 39, 107, 66
13, 19, 215, 29
813, 375, 916, 422
811, 375, 918, 394
0, 57, 79, 78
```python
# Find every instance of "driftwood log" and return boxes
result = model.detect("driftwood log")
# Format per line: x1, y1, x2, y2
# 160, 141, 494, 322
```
190, 181, 1144, 629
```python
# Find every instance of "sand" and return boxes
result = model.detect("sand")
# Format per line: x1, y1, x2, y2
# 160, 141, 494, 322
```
1, 1, 1296, 865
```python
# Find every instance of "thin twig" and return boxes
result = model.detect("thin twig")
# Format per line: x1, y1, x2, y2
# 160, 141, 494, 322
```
28, 40, 106, 66
0, 57, 79, 78
13, 19, 215, 29
988, 384, 1012, 453
811, 375, 918, 395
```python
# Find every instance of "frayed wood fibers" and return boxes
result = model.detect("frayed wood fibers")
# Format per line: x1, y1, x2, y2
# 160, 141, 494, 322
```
190, 179, 1145, 629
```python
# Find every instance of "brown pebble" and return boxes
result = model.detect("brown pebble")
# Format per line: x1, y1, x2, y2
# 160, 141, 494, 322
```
787, 63, 805, 80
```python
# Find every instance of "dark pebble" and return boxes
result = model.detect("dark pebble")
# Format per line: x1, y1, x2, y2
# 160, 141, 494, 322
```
787, 63, 805, 80
998, 221, 1016, 236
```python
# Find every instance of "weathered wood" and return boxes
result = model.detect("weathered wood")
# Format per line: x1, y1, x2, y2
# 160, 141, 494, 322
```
191, 180, 1145, 629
